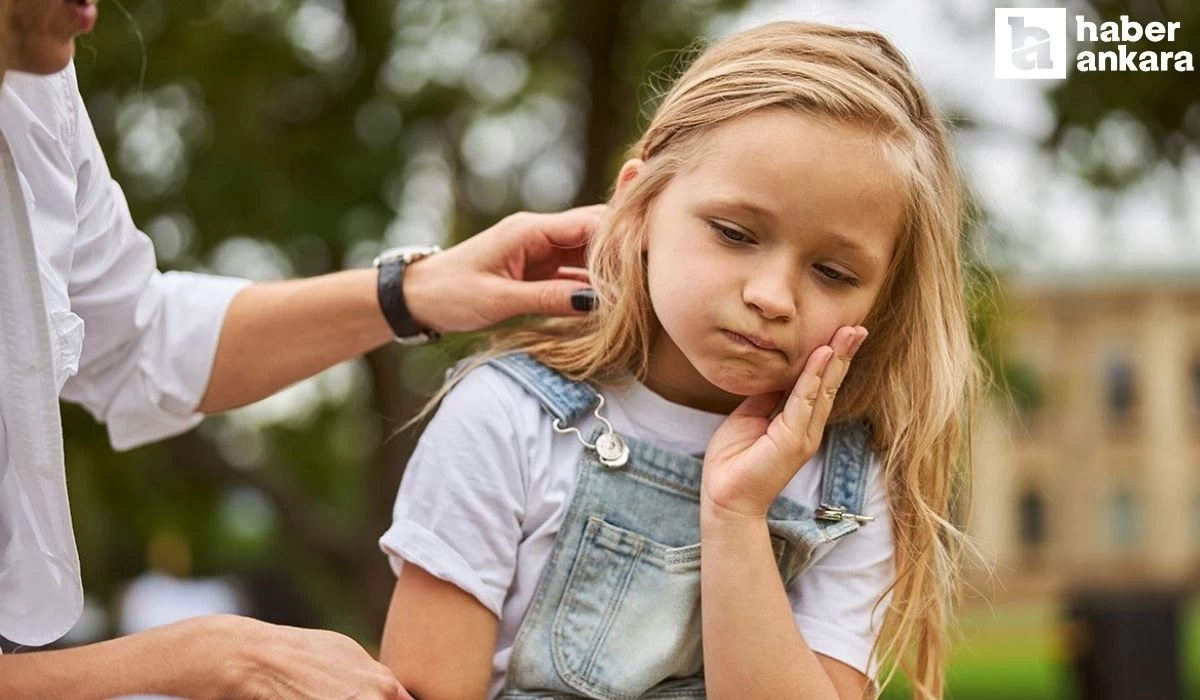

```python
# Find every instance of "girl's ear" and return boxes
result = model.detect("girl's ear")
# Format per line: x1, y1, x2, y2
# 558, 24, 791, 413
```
613, 159, 651, 253
613, 159, 644, 201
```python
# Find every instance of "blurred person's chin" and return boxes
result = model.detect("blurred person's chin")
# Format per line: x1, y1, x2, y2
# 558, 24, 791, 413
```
5, 0, 96, 75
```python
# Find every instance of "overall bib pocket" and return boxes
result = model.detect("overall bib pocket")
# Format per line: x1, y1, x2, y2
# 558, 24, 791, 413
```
552, 516, 704, 699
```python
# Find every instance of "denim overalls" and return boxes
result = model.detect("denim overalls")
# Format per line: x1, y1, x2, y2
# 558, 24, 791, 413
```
486, 353, 876, 700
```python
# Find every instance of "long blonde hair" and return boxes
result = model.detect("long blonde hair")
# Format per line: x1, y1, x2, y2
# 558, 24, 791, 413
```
422, 20, 983, 698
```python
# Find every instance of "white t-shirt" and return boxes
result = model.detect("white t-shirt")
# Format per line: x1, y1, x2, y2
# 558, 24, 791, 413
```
379, 365, 894, 696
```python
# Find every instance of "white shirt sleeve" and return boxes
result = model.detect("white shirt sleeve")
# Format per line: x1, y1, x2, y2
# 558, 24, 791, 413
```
57, 67, 250, 451
790, 456, 895, 679
378, 367, 529, 617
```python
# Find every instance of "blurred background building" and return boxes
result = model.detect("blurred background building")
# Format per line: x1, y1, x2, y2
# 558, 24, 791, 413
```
975, 273, 1200, 594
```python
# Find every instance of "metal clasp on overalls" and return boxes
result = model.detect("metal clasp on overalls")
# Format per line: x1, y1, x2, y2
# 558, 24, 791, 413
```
814, 503, 875, 525
551, 393, 629, 468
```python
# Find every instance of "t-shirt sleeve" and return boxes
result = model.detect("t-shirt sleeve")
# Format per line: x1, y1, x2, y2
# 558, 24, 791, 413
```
378, 366, 530, 618
789, 454, 895, 679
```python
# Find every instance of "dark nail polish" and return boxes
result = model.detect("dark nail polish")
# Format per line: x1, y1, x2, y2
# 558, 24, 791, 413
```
571, 288, 596, 312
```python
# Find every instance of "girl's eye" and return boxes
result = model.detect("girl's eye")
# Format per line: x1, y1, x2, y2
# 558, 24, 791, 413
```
816, 264, 860, 287
709, 221, 749, 244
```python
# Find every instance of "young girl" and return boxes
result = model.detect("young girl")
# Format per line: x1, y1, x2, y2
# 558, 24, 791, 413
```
378, 20, 977, 700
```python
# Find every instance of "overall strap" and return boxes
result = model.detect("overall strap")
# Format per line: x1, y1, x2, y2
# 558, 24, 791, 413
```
818, 420, 875, 516
484, 353, 601, 427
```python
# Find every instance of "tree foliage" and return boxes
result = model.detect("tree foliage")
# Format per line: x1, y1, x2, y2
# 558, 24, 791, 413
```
1046, 0, 1199, 189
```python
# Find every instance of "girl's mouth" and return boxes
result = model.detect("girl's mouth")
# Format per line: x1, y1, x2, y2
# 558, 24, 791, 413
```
723, 330, 786, 358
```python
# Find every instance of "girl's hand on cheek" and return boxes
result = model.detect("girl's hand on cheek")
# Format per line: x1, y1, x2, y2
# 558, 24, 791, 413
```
700, 325, 867, 521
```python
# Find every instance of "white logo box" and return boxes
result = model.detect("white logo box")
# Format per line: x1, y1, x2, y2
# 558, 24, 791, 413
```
995, 8, 1068, 80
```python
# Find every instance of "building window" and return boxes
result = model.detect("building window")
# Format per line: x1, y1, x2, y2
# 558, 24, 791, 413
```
1018, 487, 1047, 548
1110, 487, 1141, 548
1105, 357, 1136, 424
1191, 358, 1200, 418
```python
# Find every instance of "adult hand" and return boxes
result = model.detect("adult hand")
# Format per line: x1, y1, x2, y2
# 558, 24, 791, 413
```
403, 205, 604, 333
701, 326, 868, 521
188, 615, 412, 700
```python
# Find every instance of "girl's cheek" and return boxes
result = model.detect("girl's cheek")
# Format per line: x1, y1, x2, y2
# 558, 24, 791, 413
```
779, 370, 804, 392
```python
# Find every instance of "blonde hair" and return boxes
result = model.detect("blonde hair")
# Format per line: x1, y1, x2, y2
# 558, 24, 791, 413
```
420, 20, 984, 698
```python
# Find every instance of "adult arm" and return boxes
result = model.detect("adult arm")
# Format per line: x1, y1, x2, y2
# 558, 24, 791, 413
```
59, 58, 600, 433
0, 615, 407, 700
197, 207, 600, 413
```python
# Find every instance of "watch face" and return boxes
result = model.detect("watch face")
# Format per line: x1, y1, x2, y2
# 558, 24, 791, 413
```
373, 244, 442, 267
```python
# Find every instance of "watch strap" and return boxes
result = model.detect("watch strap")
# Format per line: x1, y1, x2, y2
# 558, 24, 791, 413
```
377, 255, 440, 344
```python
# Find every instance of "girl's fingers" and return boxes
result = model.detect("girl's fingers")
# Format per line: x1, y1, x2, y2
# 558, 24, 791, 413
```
776, 326, 867, 454
805, 327, 864, 445
777, 345, 834, 442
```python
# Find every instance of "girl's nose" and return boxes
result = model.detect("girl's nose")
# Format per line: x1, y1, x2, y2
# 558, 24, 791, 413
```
742, 270, 796, 321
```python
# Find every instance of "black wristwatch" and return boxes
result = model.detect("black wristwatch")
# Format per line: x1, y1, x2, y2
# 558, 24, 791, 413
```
373, 245, 443, 346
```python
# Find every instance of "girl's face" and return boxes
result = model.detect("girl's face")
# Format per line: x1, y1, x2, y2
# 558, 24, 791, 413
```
2, 0, 98, 76
629, 109, 904, 413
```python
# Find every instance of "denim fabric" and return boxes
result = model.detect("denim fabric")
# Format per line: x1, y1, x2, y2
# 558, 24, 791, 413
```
488, 353, 873, 700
